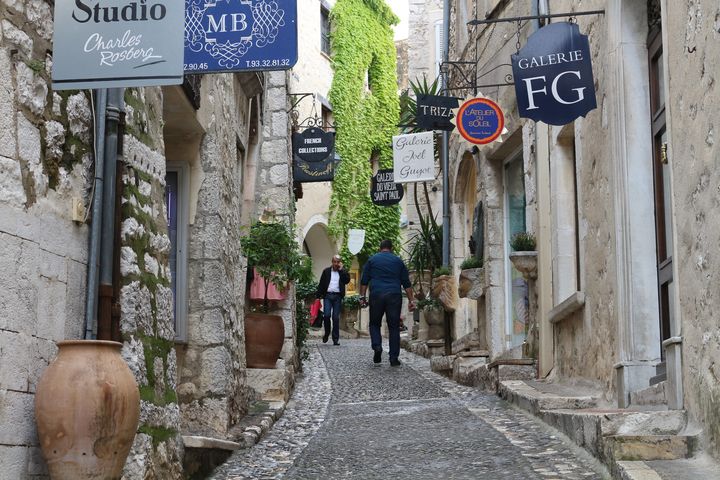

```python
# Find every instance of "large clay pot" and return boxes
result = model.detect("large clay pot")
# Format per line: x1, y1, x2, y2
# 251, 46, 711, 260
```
35, 340, 140, 480
245, 312, 285, 368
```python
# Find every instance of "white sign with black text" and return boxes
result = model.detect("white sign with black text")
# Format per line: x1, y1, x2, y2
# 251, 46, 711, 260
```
392, 132, 435, 184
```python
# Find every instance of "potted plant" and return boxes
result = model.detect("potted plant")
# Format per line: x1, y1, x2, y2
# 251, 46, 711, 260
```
416, 296, 444, 340
241, 220, 302, 368
508, 231, 538, 279
341, 294, 362, 336
405, 214, 442, 298
431, 266, 458, 312
458, 256, 485, 299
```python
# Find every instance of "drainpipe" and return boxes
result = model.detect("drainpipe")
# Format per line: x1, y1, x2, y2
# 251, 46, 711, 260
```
441, 0, 451, 355
97, 88, 125, 341
84, 89, 108, 340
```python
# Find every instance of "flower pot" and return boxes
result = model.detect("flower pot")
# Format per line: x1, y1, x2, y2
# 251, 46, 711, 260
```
423, 308, 444, 340
509, 251, 538, 279
245, 312, 285, 368
35, 340, 140, 480
458, 267, 485, 299
431, 275, 458, 312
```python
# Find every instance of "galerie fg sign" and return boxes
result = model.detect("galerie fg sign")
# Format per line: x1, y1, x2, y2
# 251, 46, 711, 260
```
52, 0, 185, 90
511, 22, 597, 126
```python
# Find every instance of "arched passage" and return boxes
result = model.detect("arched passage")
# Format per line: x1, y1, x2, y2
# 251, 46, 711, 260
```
303, 221, 335, 280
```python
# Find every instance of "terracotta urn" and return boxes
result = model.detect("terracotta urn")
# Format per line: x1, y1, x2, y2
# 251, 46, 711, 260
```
35, 340, 140, 480
245, 312, 285, 368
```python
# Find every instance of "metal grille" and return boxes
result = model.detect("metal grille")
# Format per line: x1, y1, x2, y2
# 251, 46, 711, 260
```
182, 75, 202, 110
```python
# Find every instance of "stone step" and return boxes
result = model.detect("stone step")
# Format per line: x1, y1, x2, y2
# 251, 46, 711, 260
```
617, 455, 720, 480
605, 434, 699, 461
451, 331, 481, 355
430, 354, 455, 373
499, 380, 598, 415
452, 356, 488, 386
630, 381, 667, 407
456, 349, 489, 358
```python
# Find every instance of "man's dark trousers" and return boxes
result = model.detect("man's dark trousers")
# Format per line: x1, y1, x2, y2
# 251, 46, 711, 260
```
369, 292, 402, 361
323, 293, 342, 343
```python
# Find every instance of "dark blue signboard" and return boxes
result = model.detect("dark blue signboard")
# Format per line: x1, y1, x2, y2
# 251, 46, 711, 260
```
184, 0, 298, 73
511, 22, 596, 126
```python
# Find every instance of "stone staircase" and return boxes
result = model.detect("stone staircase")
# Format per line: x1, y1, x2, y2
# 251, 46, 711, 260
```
498, 380, 710, 478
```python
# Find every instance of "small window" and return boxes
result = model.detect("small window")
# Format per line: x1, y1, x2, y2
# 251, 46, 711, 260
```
321, 106, 333, 130
321, 7, 331, 55
165, 164, 189, 342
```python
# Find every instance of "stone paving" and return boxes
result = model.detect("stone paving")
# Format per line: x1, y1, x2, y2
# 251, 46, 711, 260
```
211, 339, 610, 479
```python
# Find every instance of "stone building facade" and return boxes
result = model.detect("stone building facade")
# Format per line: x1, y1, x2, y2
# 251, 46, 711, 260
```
0, 1, 297, 478
445, 0, 720, 461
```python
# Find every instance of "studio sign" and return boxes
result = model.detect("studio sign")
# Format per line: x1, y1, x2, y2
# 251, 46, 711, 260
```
292, 128, 335, 163
371, 169, 404, 206
511, 22, 597, 126
52, 0, 185, 90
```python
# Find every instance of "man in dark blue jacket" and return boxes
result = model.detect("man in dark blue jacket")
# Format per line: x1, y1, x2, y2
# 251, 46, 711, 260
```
359, 240, 416, 366
316, 255, 351, 345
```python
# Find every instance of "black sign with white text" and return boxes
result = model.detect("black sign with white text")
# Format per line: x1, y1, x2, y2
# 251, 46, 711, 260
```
371, 169, 404, 206
416, 95, 460, 131
511, 22, 597, 126
292, 128, 335, 163
293, 156, 338, 183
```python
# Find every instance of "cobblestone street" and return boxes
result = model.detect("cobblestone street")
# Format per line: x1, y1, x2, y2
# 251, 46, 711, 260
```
211, 339, 609, 479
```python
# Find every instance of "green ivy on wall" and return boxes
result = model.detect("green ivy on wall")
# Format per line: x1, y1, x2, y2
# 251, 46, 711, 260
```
327, 0, 401, 266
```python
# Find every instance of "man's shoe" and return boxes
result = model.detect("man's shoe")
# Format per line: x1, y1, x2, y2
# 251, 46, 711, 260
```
333, 341, 340, 346
390, 359, 401, 367
322, 333, 329, 343
373, 350, 382, 364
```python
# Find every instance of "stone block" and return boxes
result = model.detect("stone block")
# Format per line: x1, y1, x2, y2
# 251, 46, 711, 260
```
188, 309, 225, 346
430, 354, 455, 373
245, 367, 290, 402
16, 62, 47, 116
0, 156, 26, 207
182, 435, 241, 451
180, 397, 229, 437
269, 164, 289, 186
0, 445, 30, 479
0, 330, 32, 391
271, 111, 289, 138
199, 261, 228, 308
64, 259, 87, 339
35, 275, 67, 341
452, 356, 487, 386
199, 346, 231, 395
0, 390, 37, 445
0, 234, 38, 334
605, 435, 697, 461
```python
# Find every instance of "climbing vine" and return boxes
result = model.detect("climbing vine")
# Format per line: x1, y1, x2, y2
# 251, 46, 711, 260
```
327, 0, 401, 266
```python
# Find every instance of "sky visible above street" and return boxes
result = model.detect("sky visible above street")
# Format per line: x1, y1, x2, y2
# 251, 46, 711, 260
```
388, 0, 409, 40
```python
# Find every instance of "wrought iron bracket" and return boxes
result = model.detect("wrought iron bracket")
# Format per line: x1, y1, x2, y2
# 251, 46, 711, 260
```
288, 92, 335, 131
468, 9, 605, 26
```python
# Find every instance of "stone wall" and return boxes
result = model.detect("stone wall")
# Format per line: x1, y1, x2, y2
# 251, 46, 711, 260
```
257, 71, 298, 369
119, 87, 184, 479
664, 0, 720, 459
0, 1, 91, 477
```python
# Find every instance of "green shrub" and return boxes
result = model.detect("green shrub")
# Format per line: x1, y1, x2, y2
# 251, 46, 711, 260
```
342, 294, 362, 310
460, 257, 483, 270
432, 266, 451, 277
416, 297, 443, 311
510, 231, 536, 252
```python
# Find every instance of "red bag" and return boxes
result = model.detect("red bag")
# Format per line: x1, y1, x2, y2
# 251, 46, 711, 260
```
309, 299, 323, 327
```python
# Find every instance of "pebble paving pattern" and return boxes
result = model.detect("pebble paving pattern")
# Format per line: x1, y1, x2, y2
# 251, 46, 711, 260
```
211, 339, 609, 479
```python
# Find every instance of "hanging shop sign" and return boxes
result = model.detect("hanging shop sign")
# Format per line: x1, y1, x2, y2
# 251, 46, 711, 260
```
184, 0, 298, 73
347, 229, 365, 255
451, 96, 507, 145
416, 94, 460, 131
370, 169, 405, 206
392, 131, 435, 184
292, 127, 335, 163
511, 22, 597, 126
52, 0, 185, 90
293, 156, 338, 183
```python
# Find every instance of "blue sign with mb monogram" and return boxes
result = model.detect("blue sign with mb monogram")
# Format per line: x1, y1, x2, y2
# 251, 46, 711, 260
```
184, 0, 298, 73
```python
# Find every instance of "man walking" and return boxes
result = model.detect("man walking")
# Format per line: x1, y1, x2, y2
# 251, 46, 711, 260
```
316, 255, 351, 345
359, 240, 416, 366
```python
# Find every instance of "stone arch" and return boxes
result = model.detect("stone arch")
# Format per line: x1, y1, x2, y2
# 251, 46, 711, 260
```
301, 215, 335, 280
